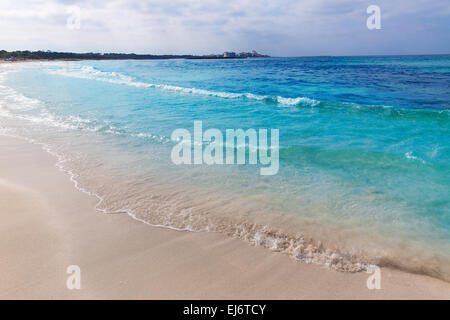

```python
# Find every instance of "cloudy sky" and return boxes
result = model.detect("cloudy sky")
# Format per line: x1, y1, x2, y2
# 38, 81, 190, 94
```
1, 0, 449, 56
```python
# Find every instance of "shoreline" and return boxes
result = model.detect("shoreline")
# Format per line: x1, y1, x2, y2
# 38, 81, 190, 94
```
1, 134, 450, 299
4, 127, 446, 283
1, 60, 450, 288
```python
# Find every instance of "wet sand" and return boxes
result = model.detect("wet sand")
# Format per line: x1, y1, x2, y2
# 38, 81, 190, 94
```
1, 135, 449, 299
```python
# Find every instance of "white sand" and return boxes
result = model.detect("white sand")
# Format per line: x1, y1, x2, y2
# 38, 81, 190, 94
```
0, 135, 449, 299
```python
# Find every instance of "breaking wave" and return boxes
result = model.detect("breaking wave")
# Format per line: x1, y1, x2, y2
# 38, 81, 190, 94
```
48, 65, 320, 107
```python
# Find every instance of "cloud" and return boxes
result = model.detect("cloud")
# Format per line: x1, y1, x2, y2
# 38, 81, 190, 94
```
0, 0, 449, 55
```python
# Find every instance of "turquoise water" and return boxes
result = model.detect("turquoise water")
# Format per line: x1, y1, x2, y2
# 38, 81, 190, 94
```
0, 56, 449, 279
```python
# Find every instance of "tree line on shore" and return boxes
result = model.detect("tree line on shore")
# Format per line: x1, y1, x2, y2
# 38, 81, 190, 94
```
0, 50, 269, 61
0, 50, 194, 60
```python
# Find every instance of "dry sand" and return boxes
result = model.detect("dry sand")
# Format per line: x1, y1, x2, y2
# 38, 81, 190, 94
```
0, 135, 449, 299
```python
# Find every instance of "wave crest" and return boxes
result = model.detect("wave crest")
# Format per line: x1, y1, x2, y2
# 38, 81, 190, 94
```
48, 65, 319, 107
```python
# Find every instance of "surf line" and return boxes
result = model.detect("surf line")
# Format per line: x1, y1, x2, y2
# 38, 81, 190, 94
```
171, 120, 279, 175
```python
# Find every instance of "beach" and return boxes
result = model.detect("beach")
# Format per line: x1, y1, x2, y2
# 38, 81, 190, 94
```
1, 135, 449, 299
1, 0, 449, 307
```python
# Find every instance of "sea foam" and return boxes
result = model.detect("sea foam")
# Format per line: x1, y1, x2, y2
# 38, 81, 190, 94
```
48, 65, 320, 107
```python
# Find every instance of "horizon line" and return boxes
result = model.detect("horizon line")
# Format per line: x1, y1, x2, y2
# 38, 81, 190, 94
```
2, 49, 450, 59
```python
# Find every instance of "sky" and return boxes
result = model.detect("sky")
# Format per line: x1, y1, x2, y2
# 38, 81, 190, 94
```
1, 0, 449, 56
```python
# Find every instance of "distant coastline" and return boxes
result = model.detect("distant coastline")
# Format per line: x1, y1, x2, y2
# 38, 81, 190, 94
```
0, 50, 269, 62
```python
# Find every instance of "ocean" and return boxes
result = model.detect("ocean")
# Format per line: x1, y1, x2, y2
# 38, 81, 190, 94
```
1, 56, 449, 280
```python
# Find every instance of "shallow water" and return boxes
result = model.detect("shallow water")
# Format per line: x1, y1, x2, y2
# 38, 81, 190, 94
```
1, 56, 449, 279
